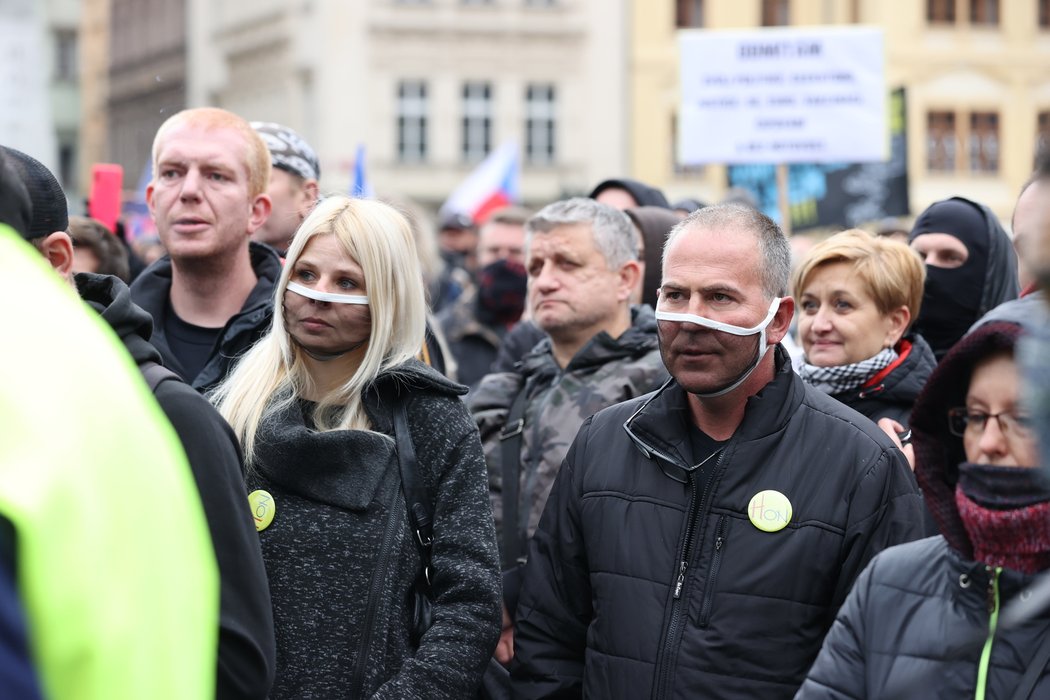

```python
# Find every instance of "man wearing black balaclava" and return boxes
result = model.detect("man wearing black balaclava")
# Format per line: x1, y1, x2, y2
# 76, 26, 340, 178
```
909, 196, 1019, 360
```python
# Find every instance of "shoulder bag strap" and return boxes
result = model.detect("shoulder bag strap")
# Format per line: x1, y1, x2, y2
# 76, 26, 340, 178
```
498, 385, 529, 570
393, 394, 434, 586
1012, 626, 1050, 700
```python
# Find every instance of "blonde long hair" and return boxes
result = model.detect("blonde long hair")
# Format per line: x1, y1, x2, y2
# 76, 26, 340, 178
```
212, 195, 427, 464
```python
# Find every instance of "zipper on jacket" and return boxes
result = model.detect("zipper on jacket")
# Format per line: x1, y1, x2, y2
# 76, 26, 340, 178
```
654, 450, 724, 699
974, 566, 1002, 700
348, 497, 405, 699
698, 515, 729, 628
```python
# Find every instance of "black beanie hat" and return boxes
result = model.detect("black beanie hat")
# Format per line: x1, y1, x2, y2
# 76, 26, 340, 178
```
0, 146, 69, 240
0, 149, 32, 238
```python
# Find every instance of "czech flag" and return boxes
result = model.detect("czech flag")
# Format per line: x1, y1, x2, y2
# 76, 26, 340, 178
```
440, 141, 520, 224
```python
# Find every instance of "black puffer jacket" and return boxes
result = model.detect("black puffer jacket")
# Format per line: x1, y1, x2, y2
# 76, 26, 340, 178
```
828, 334, 937, 427
249, 360, 502, 699
75, 272, 276, 699
511, 349, 924, 699
796, 318, 1050, 699
129, 242, 281, 392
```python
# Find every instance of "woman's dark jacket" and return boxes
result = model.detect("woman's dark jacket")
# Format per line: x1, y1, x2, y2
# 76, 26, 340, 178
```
511, 348, 924, 699
248, 360, 502, 699
797, 319, 1050, 699
828, 334, 937, 427
75, 272, 275, 699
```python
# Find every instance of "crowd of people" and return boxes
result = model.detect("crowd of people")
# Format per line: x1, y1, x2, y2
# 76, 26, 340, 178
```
1, 103, 1050, 699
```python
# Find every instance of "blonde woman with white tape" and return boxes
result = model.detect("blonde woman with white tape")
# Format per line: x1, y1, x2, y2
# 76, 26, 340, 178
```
212, 195, 501, 699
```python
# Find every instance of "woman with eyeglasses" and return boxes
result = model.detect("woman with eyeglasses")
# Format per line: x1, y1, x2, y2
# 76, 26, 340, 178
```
796, 317, 1050, 699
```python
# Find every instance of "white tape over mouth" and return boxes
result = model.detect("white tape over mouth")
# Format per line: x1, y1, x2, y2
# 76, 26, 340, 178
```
654, 297, 782, 397
654, 297, 781, 335
287, 281, 369, 305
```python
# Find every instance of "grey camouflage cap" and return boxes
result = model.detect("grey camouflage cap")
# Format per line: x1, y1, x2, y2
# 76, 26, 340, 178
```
250, 121, 321, 181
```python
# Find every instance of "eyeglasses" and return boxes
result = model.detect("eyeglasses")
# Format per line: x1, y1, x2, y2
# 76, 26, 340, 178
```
947, 407, 1033, 440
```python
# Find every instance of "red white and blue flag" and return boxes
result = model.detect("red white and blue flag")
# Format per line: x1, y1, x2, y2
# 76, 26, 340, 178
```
440, 141, 520, 224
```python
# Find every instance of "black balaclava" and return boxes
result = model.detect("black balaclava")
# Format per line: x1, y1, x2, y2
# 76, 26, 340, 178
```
910, 198, 991, 359
475, 259, 527, 328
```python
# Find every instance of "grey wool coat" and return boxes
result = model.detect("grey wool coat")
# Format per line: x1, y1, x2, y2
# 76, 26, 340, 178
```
248, 360, 502, 699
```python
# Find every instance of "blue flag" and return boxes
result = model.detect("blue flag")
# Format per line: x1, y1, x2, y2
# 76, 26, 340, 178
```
350, 144, 374, 198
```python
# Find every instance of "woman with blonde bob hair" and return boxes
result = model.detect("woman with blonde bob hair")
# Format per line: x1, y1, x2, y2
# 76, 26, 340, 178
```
213, 195, 501, 699
792, 228, 936, 431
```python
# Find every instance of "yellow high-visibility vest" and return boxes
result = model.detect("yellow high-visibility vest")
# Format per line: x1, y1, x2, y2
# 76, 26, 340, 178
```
0, 226, 219, 699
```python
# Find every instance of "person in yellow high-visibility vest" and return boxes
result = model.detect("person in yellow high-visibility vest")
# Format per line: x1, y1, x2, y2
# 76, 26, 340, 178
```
0, 216, 219, 698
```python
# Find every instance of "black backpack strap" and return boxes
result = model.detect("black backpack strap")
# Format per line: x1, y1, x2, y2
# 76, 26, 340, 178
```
141, 361, 181, 393
393, 394, 434, 586
498, 386, 529, 570
1012, 627, 1050, 700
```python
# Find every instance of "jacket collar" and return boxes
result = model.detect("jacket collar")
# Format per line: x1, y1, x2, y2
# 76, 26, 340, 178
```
519, 304, 660, 381
623, 346, 803, 472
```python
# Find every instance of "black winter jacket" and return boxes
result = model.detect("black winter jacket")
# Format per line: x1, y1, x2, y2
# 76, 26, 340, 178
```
511, 349, 925, 699
795, 537, 1050, 699
828, 334, 937, 427
75, 272, 276, 700
249, 360, 502, 699
129, 242, 281, 392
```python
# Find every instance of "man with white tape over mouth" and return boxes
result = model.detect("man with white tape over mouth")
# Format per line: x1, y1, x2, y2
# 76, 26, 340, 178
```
511, 203, 925, 700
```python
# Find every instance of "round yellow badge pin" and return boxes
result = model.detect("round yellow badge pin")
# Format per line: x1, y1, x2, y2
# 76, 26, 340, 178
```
747, 490, 792, 533
248, 490, 275, 532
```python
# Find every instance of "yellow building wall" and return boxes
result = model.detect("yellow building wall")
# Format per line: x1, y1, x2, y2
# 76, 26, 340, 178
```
631, 0, 1050, 223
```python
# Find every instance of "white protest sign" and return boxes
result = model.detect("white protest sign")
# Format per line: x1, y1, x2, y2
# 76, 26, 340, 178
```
679, 26, 886, 164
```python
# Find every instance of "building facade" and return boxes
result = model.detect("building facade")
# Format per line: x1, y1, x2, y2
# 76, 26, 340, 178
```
634, 0, 1050, 223
187, 0, 629, 213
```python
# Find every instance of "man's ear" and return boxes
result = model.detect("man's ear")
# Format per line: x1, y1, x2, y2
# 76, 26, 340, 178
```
302, 179, 320, 207
617, 260, 642, 302
40, 231, 75, 281
765, 296, 795, 346
247, 193, 273, 235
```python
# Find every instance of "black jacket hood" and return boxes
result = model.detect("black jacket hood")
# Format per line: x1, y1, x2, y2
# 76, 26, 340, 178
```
589, 178, 671, 209
75, 271, 162, 367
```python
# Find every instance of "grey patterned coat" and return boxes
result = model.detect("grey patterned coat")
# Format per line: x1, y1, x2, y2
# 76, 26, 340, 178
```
248, 360, 501, 699
469, 306, 669, 559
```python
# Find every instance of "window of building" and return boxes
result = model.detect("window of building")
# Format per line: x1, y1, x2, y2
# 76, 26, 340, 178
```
970, 0, 998, 24
58, 142, 76, 189
927, 109, 1001, 174
761, 0, 789, 26
969, 112, 999, 172
462, 82, 492, 163
55, 29, 77, 82
1038, 111, 1050, 159
525, 84, 556, 165
927, 111, 957, 172
926, 0, 955, 23
397, 81, 428, 164
676, 0, 704, 27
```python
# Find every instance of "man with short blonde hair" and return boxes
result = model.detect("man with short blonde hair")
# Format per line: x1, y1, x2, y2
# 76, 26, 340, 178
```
131, 107, 282, 392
